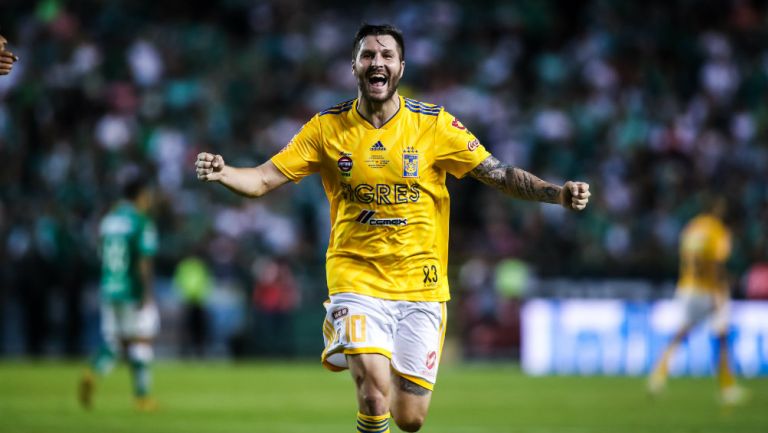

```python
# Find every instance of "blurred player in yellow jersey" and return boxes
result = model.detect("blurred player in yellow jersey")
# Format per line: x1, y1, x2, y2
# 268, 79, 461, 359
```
648, 195, 747, 405
196, 23, 590, 432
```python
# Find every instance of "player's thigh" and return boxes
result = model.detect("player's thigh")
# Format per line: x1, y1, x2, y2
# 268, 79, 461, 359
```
100, 303, 121, 346
679, 293, 714, 328
124, 303, 160, 340
711, 299, 730, 335
348, 352, 391, 388
389, 302, 444, 423
322, 294, 395, 370
391, 302, 446, 389
390, 373, 432, 421
347, 353, 393, 412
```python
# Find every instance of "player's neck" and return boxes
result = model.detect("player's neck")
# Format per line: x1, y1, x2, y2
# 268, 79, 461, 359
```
356, 93, 400, 128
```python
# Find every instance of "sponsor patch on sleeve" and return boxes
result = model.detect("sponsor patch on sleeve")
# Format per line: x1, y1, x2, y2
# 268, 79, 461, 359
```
467, 138, 480, 151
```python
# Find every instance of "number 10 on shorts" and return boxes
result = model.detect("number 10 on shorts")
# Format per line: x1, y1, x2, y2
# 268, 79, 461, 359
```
346, 315, 366, 343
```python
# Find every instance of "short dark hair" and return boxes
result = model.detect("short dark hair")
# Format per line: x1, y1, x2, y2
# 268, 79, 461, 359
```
117, 165, 151, 200
352, 23, 405, 61
122, 175, 149, 201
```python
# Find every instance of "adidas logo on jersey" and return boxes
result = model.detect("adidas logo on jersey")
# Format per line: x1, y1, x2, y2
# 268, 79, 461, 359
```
370, 141, 386, 151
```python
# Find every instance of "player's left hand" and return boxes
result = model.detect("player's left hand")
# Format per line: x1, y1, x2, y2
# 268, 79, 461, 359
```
560, 181, 590, 211
0, 35, 18, 76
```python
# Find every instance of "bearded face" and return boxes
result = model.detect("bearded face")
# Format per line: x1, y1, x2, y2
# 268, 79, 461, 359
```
352, 35, 404, 103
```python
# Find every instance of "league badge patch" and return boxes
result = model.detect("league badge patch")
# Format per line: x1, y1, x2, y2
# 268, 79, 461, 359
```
338, 156, 352, 172
338, 152, 353, 177
332, 307, 349, 320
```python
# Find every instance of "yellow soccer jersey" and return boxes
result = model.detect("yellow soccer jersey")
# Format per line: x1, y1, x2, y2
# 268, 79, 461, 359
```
271, 96, 491, 301
677, 214, 732, 294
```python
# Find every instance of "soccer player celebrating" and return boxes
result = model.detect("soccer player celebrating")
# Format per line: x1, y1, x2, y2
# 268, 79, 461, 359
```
0, 34, 19, 75
648, 195, 747, 405
79, 171, 160, 411
197, 24, 590, 432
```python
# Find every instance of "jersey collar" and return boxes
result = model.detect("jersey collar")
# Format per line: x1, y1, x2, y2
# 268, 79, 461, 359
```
354, 96, 404, 130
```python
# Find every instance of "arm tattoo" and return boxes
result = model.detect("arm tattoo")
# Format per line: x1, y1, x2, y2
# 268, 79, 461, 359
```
397, 376, 430, 396
468, 155, 561, 204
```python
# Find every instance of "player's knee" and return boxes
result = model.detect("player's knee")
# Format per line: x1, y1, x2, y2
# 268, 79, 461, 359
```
357, 379, 388, 414
393, 413, 424, 432
360, 391, 388, 415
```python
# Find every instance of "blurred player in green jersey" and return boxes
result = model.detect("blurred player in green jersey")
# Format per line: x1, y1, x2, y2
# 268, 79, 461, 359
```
79, 169, 159, 411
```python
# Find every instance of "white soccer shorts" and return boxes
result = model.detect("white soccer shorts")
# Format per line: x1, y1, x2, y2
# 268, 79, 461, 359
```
101, 302, 160, 342
321, 292, 447, 391
677, 292, 729, 334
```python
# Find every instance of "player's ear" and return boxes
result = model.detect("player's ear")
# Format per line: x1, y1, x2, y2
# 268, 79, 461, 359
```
399, 61, 405, 79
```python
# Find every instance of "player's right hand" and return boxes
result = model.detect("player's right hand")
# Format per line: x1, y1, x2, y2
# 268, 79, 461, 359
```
196, 152, 226, 182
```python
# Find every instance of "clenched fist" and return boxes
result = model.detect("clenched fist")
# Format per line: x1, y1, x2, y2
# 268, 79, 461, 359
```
0, 35, 18, 76
196, 152, 226, 181
561, 181, 590, 211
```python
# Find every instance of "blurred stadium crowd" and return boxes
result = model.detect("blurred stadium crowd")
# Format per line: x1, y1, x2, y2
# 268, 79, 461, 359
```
0, 0, 767, 357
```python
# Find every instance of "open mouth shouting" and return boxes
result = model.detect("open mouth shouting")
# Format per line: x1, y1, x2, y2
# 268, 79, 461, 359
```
357, 59, 400, 102
367, 71, 389, 93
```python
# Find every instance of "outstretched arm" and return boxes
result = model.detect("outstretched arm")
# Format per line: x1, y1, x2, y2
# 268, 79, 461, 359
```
468, 155, 590, 211
196, 153, 291, 198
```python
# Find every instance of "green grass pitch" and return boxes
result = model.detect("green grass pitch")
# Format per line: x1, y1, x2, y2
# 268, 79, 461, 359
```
0, 361, 766, 433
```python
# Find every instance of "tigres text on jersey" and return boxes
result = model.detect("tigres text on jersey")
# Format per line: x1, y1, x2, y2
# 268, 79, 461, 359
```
271, 96, 491, 301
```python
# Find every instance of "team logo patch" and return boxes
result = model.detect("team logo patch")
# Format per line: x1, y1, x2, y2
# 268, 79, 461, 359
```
402, 147, 419, 178
332, 307, 349, 320
403, 154, 418, 178
451, 118, 466, 130
467, 138, 480, 151
426, 351, 437, 370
